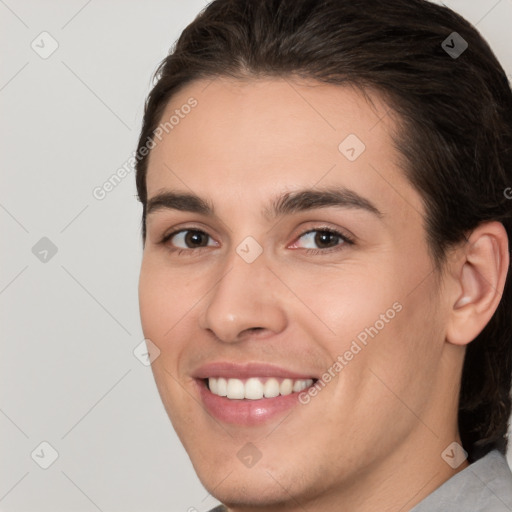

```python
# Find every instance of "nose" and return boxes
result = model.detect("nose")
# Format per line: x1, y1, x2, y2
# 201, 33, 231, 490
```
199, 251, 288, 343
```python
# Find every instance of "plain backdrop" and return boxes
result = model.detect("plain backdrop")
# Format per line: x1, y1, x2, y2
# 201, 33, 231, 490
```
1, 1, 512, 511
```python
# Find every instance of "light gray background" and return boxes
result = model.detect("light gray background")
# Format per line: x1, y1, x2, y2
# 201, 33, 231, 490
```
1, 1, 512, 511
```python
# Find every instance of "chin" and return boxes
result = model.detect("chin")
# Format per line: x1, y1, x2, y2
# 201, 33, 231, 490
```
191, 452, 330, 511
199, 472, 301, 509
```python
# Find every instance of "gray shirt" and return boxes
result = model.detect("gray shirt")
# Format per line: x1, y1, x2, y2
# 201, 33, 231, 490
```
410, 449, 512, 511
208, 450, 512, 511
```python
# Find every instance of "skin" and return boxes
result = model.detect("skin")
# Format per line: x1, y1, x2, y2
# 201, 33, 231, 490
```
138, 77, 508, 512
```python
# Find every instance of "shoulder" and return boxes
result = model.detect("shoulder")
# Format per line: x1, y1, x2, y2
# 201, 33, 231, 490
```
411, 450, 512, 512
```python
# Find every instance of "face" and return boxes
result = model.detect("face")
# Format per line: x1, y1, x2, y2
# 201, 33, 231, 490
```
139, 78, 458, 509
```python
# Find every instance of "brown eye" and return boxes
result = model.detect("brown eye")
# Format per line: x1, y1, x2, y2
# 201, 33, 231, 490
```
168, 229, 215, 249
184, 230, 209, 247
293, 229, 348, 250
314, 231, 341, 248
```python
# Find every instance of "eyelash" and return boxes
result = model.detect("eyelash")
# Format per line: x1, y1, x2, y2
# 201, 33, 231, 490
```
293, 227, 355, 254
159, 226, 355, 256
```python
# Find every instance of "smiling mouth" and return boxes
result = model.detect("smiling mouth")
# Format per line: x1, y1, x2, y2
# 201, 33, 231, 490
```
204, 376, 317, 400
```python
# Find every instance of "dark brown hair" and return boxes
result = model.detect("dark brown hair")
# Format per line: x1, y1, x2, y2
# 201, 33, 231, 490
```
135, 0, 512, 460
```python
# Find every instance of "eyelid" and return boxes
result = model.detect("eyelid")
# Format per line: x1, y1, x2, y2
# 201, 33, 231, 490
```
160, 227, 217, 245
290, 224, 355, 245
159, 223, 218, 243
288, 226, 354, 253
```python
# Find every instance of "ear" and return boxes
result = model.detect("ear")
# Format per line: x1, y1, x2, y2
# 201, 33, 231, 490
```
446, 221, 509, 346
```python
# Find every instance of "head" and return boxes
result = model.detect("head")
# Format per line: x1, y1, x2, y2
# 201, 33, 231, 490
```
136, 0, 512, 508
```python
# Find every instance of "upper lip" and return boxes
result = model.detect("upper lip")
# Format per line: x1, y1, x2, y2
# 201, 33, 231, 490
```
192, 362, 318, 380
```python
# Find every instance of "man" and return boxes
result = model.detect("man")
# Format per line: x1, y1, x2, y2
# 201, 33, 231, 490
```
135, 0, 512, 510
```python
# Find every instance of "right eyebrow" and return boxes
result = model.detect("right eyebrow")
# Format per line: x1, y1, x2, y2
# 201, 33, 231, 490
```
146, 191, 214, 217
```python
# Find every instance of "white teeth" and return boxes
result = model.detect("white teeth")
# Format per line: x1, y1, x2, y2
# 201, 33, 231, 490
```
293, 379, 308, 392
226, 378, 245, 399
264, 378, 280, 398
207, 377, 314, 399
280, 379, 293, 396
245, 378, 264, 399
217, 377, 227, 397
209, 377, 218, 395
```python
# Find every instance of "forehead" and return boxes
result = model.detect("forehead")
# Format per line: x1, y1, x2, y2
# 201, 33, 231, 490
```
145, 76, 423, 221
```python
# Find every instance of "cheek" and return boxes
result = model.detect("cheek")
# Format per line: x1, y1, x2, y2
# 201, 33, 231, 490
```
281, 260, 397, 341
138, 261, 167, 339
345, 272, 445, 414
283, 251, 442, 381
138, 259, 201, 425
138, 256, 212, 390
138, 256, 196, 338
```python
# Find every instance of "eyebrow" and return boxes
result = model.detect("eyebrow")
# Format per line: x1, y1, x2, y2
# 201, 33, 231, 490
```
265, 187, 382, 220
146, 187, 382, 219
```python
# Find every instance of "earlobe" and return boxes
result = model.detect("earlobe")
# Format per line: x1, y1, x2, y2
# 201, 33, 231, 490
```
446, 222, 509, 346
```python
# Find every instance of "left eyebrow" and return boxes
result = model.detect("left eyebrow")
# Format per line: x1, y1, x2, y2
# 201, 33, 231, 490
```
263, 187, 383, 220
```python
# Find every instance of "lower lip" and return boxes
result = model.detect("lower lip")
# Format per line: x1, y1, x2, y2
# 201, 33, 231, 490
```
196, 379, 306, 426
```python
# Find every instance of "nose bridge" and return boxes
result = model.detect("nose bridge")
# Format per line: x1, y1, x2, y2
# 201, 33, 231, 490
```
200, 246, 287, 342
